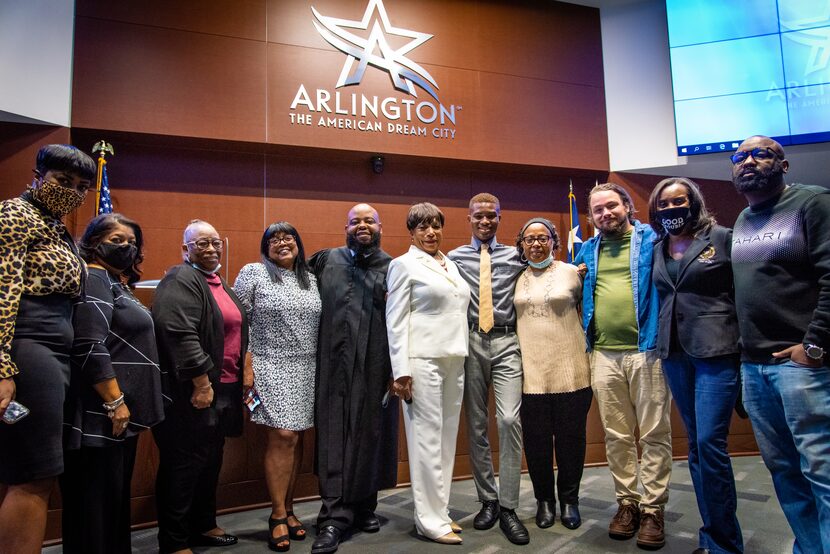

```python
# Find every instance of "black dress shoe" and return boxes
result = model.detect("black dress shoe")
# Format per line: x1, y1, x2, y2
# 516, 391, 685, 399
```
560, 504, 582, 530
311, 525, 342, 554
535, 499, 555, 528
355, 511, 380, 533
190, 533, 238, 547
473, 499, 500, 530
692, 549, 710, 554
499, 509, 530, 545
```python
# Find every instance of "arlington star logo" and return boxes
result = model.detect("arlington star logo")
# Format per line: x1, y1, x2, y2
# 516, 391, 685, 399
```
311, 0, 441, 101
781, 3, 830, 78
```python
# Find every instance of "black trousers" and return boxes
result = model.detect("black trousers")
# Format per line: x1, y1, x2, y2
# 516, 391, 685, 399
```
60, 435, 139, 554
520, 387, 593, 506
317, 492, 378, 531
152, 409, 226, 553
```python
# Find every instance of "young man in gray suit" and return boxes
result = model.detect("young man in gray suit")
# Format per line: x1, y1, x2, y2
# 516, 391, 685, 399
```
448, 192, 528, 546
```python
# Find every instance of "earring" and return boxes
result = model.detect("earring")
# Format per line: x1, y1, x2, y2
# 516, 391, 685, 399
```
519, 252, 528, 263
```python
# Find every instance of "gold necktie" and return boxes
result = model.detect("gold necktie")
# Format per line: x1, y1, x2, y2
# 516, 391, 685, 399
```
479, 243, 494, 332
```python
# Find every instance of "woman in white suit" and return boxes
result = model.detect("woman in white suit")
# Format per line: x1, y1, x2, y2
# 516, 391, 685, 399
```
386, 202, 471, 545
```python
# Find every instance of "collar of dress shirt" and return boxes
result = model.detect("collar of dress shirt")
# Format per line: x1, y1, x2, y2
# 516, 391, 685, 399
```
471, 236, 498, 251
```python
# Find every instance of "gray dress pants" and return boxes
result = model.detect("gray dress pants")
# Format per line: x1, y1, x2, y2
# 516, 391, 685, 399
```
463, 329, 523, 509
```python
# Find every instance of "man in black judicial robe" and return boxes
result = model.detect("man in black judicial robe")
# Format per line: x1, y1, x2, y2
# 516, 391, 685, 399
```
308, 203, 399, 554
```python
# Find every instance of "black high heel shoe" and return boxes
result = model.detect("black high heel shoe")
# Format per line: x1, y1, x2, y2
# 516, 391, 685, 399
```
286, 511, 307, 540
268, 517, 290, 552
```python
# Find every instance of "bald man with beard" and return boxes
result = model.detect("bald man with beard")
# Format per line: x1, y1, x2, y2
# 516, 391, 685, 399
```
730, 136, 830, 553
308, 204, 399, 554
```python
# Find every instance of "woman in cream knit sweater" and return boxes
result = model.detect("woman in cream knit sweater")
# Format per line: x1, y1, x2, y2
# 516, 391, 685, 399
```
513, 217, 592, 531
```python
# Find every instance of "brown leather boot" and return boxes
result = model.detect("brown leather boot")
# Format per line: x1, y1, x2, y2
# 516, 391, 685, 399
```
608, 501, 640, 539
636, 509, 665, 549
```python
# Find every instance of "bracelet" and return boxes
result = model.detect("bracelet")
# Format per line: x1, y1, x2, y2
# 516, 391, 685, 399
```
196, 383, 212, 391
103, 393, 125, 417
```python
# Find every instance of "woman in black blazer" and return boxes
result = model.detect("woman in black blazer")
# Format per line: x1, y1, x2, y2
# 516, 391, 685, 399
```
648, 178, 743, 554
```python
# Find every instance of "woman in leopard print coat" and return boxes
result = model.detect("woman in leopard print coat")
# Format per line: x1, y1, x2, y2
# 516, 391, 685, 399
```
0, 144, 96, 554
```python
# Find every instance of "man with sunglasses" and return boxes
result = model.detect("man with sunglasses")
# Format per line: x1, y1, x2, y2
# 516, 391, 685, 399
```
730, 136, 830, 553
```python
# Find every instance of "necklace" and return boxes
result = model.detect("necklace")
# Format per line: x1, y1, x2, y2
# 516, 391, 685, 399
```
520, 262, 557, 318
433, 252, 448, 271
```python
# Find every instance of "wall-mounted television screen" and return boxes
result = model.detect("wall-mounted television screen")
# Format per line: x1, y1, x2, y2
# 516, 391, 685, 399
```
666, 0, 830, 156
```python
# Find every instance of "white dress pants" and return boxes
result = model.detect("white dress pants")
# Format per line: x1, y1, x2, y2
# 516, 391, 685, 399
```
402, 356, 465, 539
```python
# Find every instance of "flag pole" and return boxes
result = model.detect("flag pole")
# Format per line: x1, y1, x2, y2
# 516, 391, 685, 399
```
92, 141, 114, 214
568, 179, 575, 244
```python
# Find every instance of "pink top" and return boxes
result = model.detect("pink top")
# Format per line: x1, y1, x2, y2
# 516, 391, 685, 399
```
205, 273, 243, 384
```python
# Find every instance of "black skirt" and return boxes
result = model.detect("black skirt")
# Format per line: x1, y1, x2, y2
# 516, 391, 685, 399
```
0, 294, 73, 484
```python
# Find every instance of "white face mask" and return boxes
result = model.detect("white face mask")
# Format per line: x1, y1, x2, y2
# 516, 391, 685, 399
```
191, 262, 222, 275
528, 255, 553, 269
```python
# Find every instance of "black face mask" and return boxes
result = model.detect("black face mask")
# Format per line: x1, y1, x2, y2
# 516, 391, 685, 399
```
97, 242, 137, 272
658, 206, 691, 236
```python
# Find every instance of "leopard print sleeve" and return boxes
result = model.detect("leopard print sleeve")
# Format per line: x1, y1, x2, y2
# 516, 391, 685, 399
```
0, 197, 81, 378
0, 199, 32, 378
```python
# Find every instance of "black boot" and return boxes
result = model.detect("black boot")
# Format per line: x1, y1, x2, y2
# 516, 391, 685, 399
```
560, 503, 582, 530
535, 500, 555, 528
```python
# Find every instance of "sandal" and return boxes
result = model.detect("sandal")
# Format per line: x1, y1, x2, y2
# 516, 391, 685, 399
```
268, 517, 290, 552
286, 511, 307, 540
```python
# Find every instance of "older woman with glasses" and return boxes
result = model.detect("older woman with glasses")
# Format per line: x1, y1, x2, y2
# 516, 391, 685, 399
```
513, 218, 592, 531
152, 219, 248, 554
386, 202, 471, 545
234, 222, 321, 552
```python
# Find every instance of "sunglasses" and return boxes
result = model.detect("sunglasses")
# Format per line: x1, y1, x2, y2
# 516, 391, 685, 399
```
729, 147, 779, 165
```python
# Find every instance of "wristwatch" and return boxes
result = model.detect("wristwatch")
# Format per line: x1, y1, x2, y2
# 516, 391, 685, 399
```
803, 343, 825, 361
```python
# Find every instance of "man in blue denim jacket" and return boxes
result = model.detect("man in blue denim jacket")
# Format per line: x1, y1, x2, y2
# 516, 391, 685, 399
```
574, 183, 672, 549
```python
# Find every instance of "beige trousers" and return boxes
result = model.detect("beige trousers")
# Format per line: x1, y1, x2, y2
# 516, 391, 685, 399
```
591, 349, 672, 512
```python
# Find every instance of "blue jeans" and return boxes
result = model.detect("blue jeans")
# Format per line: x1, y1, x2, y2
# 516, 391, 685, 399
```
742, 360, 830, 554
663, 352, 743, 553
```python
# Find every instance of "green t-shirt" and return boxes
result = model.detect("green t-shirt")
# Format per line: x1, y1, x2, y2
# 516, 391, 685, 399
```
593, 230, 638, 350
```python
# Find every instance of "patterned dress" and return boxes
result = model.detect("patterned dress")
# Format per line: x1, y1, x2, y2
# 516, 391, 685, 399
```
234, 263, 321, 430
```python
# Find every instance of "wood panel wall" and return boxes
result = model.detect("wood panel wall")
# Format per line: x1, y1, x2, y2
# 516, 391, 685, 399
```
71, 0, 608, 170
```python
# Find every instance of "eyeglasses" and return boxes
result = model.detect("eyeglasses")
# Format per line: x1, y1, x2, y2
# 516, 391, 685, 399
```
187, 239, 224, 251
522, 235, 551, 246
268, 235, 296, 246
729, 147, 779, 165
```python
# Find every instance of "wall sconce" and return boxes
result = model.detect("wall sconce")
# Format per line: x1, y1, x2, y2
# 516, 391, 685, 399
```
371, 154, 385, 174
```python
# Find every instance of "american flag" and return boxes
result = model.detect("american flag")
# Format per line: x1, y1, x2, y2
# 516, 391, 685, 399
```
97, 163, 112, 214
